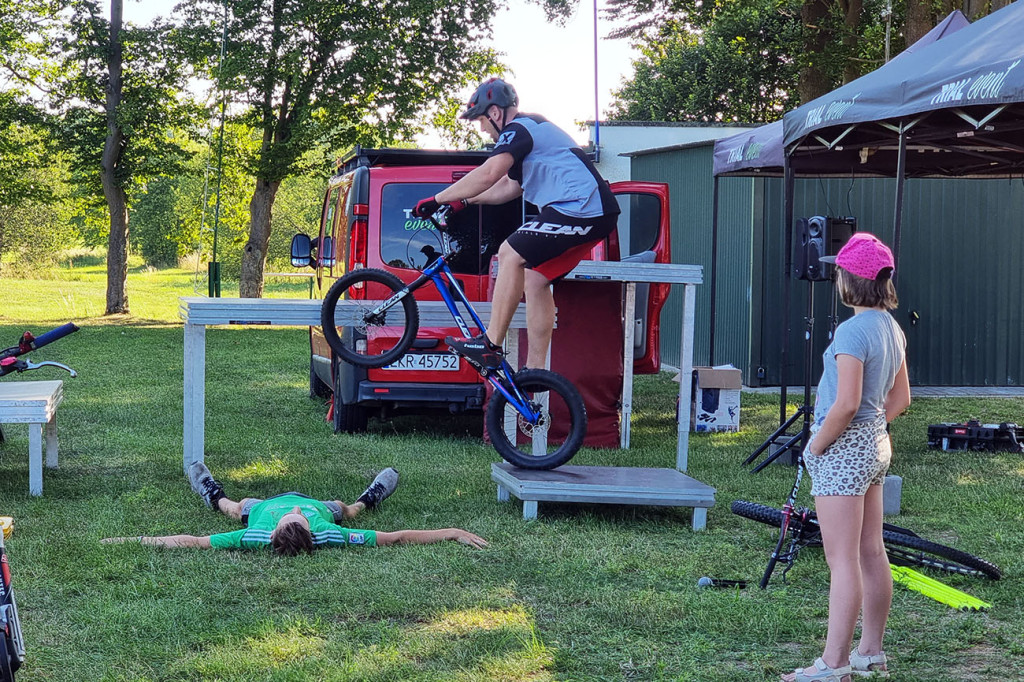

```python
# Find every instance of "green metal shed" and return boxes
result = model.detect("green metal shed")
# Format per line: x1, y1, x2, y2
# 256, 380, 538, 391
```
629, 141, 1024, 387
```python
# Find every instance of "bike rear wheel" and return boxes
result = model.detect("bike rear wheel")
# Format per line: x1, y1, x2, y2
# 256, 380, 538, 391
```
486, 369, 587, 470
731, 500, 1001, 580
321, 269, 419, 368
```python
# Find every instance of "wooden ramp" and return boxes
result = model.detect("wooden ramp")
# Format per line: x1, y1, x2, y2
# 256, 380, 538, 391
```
491, 462, 716, 530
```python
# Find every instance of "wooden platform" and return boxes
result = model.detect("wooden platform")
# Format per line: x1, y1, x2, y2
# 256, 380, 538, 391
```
491, 462, 716, 530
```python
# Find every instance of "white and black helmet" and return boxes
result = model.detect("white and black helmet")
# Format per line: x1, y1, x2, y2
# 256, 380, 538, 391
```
460, 78, 519, 120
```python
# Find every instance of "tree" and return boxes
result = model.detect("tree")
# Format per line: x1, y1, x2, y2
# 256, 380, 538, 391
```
0, 114, 77, 274
608, 3, 801, 122
607, 0, 1008, 122
51, 0, 198, 313
176, 0, 505, 297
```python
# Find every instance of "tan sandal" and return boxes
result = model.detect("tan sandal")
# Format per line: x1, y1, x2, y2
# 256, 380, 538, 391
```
850, 649, 888, 678
784, 657, 852, 682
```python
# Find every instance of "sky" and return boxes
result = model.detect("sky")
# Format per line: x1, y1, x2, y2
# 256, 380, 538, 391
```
113, 0, 638, 146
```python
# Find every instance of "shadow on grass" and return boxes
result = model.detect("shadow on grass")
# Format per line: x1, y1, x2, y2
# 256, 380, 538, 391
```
171, 608, 553, 681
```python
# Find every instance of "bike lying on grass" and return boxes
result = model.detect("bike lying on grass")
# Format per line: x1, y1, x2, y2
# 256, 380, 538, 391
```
732, 449, 1002, 589
1, 323, 78, 681
318, 208, 586, 470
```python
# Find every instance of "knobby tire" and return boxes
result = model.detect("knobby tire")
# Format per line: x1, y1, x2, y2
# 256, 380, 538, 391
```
321, 269, 419, 368
730, 500, 1001, 580
0, 628, 13, 682
486, 369, 587, 470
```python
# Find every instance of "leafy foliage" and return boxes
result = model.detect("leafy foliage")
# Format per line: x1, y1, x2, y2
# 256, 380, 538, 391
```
51, 0, 201, 202
175, 0, 502, 184
0, 120, 78, 273
606, 0, 913, 122
608, 2, 802, 122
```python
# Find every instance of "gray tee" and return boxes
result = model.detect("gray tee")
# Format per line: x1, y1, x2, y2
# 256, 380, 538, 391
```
814, 309, 906, 426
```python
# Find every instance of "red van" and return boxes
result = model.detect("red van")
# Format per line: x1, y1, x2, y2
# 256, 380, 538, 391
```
291, 147, 671, 433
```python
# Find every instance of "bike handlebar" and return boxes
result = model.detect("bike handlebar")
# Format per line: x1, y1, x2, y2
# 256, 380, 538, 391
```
28, 323, 79, 352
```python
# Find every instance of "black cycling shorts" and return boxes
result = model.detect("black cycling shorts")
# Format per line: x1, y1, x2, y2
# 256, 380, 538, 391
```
505, 206, 619, 281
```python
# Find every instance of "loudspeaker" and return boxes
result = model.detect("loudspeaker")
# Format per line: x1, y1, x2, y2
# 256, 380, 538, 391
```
793, 216, 857, 281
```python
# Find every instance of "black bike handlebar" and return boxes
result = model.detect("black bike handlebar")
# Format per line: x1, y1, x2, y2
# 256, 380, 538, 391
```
14, 323, 79, 356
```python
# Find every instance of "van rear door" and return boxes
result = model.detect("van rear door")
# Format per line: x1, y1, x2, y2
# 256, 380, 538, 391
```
609, 182, 672, 375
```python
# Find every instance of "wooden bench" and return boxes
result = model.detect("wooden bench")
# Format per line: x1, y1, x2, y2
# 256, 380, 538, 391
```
0, 380, 63, 496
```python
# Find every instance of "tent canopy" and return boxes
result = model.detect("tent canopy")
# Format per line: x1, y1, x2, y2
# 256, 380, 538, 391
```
783, 3, 1024, 178
713, 10, 971, 178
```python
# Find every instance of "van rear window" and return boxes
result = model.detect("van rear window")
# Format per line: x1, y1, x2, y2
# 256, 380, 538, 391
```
380, 183, 521, 276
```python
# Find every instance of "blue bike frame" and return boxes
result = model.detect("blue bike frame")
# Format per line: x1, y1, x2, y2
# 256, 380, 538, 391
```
362, 252, 543, 425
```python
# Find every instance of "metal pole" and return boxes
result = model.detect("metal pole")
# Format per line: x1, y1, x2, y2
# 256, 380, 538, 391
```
780, 158, 795, 425
208, 0, 230, 298
592, 0, 600, 163
893, 129, 907, 286
709, 176, 720, 366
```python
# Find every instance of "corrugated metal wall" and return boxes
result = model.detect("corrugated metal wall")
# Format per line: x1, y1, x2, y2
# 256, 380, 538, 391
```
632, 145, 1024, 386
630, 147, 756, 379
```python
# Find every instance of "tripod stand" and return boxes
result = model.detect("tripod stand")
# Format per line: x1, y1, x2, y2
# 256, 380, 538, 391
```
744, 276, 839, 472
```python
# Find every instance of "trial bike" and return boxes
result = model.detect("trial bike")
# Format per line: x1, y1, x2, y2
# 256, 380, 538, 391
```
732, 449, 1002, 589
1, 323, 78, 681
319, 209, 587, 470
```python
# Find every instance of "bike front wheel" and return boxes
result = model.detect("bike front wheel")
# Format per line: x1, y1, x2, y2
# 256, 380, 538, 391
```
486, 368, 587, 470
0, 631, 12, 682
321, 269, 419, 368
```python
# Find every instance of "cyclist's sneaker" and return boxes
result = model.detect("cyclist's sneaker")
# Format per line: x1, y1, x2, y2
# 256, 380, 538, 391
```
357, 467, 399, 510
188, 461, 226, 509
446, 333, 504, 370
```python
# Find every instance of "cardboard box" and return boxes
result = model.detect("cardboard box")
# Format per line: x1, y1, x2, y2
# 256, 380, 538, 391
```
691, 366, 742, 432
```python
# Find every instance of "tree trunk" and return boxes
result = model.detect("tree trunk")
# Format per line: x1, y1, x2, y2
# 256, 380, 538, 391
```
238, 177, 281, 298
798, 0, 832, 103
102, 0, 129, 315
841, 0, 863, 84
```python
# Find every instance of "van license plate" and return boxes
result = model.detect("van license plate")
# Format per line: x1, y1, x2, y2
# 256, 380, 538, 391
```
384, 353, 460, 371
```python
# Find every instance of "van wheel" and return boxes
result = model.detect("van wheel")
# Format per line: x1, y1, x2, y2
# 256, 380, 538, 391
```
333, 396, 368, 434
310, 357, 331, 399
332, 359, 368, 434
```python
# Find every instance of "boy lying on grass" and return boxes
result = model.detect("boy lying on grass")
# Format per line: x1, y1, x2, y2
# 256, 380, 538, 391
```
102, 464, 487, 555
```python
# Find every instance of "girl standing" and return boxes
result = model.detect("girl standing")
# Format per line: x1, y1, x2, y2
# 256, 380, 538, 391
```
782, 233, 911, 682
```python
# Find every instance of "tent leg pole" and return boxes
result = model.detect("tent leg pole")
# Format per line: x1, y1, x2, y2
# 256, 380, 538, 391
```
893, 130, 907, 285
710, 176, 720, 367
780, 158, 795, 425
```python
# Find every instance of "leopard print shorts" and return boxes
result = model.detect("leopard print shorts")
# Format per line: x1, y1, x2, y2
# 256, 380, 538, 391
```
806, 415, 890, 497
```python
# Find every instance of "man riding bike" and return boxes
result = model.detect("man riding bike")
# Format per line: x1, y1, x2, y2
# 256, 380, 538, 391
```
414, 78, 620, 373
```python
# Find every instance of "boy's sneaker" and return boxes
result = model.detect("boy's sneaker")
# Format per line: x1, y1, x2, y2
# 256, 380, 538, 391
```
446, 333, 504, 370
188, 461, 226, 508
357, 467, 399, 509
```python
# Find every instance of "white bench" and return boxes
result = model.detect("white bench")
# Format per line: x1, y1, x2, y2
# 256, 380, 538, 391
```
0, 380, 63, 496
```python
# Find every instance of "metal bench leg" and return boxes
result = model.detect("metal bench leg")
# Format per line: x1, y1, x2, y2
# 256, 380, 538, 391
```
692, 507, 708, 531
28, 423, 43, 496
46, 415, 59, 468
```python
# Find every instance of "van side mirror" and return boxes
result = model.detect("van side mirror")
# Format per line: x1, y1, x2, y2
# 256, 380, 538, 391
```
320, 236, 336, 268
291, 233, 313, 268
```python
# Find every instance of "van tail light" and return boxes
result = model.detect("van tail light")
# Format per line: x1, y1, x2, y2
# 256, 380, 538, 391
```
350, 204, 369, 297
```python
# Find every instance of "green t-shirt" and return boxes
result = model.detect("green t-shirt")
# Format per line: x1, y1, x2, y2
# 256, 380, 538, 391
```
208, 494, 376, 550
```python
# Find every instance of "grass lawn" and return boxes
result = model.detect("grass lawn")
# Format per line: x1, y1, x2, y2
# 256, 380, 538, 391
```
0, 259, 1022, 681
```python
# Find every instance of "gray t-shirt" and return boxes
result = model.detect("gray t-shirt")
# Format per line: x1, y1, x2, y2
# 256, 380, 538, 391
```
814, 309, 906, 426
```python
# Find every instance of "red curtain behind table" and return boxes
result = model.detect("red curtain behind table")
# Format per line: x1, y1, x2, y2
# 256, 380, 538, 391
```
484, 280, 624, 448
